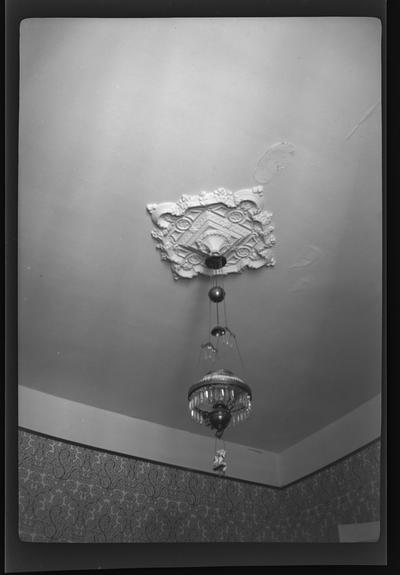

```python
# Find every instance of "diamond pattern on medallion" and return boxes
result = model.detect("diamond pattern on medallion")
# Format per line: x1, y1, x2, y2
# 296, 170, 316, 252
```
147, 186, 276, 279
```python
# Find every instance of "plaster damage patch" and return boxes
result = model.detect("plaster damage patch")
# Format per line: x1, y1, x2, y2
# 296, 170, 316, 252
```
147, 186, 276, 279
254, 142, 295, 184
289, 244, 322, 269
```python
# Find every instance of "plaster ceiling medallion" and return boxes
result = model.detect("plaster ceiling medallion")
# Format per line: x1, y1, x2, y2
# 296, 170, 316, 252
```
147, 186, 276, 279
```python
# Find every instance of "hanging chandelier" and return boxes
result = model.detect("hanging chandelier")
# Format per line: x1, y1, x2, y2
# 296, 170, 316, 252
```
187, 254, 252, 442
146, 186, 276, 474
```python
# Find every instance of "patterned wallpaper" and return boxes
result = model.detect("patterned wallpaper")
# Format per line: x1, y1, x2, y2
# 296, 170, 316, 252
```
18, 429, 380, 543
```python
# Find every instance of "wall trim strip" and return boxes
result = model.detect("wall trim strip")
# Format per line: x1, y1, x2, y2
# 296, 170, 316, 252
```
18, 385, 381, 487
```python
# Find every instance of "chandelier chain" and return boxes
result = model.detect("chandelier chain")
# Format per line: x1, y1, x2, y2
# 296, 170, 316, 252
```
222, 275, 229, 327
234, 333, 247, 377
208, 297, 211, 338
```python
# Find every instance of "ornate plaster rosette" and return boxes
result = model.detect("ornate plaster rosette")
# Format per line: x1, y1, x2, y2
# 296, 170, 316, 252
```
146, 186, 276, 279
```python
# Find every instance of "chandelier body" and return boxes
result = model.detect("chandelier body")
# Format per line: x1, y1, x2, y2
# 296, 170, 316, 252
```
188, 369, 252, 437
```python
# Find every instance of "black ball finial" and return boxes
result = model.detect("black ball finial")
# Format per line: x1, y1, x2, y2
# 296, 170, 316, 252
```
208, 286, 225, 302
209, 403, 231, 433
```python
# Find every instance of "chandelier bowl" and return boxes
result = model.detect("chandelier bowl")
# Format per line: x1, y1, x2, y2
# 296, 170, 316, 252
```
188, 369, 252, 434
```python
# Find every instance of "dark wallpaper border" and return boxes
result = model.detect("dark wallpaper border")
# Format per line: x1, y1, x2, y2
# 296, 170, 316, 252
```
18, 427, 381, 544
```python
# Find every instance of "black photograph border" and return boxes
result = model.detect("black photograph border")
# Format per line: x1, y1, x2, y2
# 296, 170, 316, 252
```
5, 0, 387, 571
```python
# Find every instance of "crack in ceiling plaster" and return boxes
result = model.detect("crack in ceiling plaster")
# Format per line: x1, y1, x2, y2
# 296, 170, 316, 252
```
345, 101, 381, 140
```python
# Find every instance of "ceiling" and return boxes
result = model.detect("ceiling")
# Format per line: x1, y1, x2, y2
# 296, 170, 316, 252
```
18, 17, 382, 452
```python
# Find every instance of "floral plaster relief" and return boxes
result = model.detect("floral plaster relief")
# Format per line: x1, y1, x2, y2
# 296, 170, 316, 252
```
147, 186, 276, 279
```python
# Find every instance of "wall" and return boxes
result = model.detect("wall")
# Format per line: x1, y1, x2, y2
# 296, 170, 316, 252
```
18, 385, 381, 487
18, 429, 380, 542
